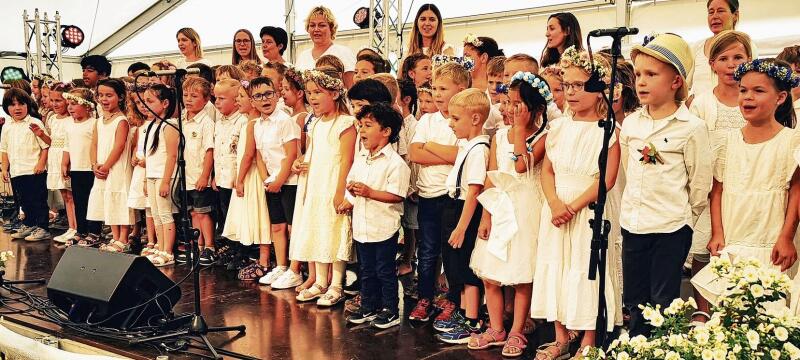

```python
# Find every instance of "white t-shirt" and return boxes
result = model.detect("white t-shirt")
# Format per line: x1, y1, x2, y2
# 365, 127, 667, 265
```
213, 112, 247, 189
446, 135, 490, 200
295, 43, 356, 71
182, 111, 215, 187
0, 115, 49, 177
144, 119, 178, 179
255, 110, 301, 186
410, 111, 460, 198
64, 117, 97, 171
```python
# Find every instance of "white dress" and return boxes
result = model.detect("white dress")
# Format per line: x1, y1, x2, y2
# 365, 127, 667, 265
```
470, 128, 544, 285
87, 114, 134, 225
46, 114, 70, 190
529, 117, 621, 331
127, 121, 150, 210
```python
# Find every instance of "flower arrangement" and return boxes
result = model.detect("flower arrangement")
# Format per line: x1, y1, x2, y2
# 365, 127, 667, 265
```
62, 92, 95, 108
560, 45, 609, 80
583, 257, 800, 360
734, 59, 800, 89
303, 69, 345, 94
431, 54, 475, 72
511, 71, 554, 104
463, 33, 483, 48
638, 142, 664, 165
0, 250, 13, 271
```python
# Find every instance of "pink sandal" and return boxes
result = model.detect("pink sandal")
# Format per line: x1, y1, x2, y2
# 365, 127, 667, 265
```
467, 327, 507, 350
502, 333, 528, 357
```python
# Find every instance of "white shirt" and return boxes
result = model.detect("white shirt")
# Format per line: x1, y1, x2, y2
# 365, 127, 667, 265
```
482, 102, 507, 134
411, 111, 460, 198
63, 117, 96, 171
295, 43, 356, 72
619, 105, 713, 234
182, 111, 214, 188
398, 114, 418, 157
255, 110, 301, 186
144, 119, 178, 179
346, 144, 410, 243
203, 101, 218, 122
213, 112, 246, 188
446, 135, 490, 200
0, 115, 49, 177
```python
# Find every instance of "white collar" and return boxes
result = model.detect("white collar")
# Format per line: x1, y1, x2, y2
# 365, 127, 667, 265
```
640, 104, 692, 122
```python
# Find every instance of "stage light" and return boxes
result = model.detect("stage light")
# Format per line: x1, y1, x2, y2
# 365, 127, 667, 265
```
353, 7, 371, 29
61, 25, 84, 48
1, 67, 27, 83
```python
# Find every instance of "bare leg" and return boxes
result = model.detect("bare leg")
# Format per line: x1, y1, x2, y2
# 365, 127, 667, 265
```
272, 224, 289, 267
484, 280, 504, 331
464, 285, 481, 319
60, 189, 77, 230
510, 284, 532, 334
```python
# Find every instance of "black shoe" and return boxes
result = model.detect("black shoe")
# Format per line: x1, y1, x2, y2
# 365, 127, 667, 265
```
176, 250, 189, 264
371, 309, 401, 329
346, 309, 379, 325
343, 268, 360, 296
199, 248, 218, 266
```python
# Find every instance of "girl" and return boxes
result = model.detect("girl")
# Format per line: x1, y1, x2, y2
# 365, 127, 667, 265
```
291, 67, 356, 306
469, 72, 549, 357
232, 29, 261, 66
531, 47, 622, 359
128, 91, 158, 256
176, 27, 210, 68
224, 80, 272, 281
405, 4, 454, 57
462, 35, 505, 92
540, 13, 583, 68
282, 65, 309, 151
707, 59, 799, 275
540, 65, 566, 113
39, 84, 52, 121
216, 65, 247, 82
87, 79, 134, 251
48, 83, 78, 243
143, 84, 178, 266
417, 83, 438, 117
777, 45, 800, 121
61, 87, 100, 246
400, 53, 433, 87
689, 0, 740, 96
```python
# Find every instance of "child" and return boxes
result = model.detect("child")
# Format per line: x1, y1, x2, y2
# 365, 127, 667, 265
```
281, 65, 310, 154
181, 77, 216, 266
397, 78, 420, 277
87, 79, 134, 251
1, 89, 52, 241
354, 53, 388, 83
48, 83, 78, 243
238, 59, 262, 81
504, 54, 539, 82
486, 56, 506, 105
540, 64, 566, 112
291, 67, 357, 306
223, 78, 272, 281
143, 84, 179, 266
212, 79, 246, 238
128, 92, 158, 256
469, 72, 550, 356
348, 79, 393, 123
343, 102, 410, 329
401, 53, 433, 87
620, 34, 712, 337
216, 65, 247, 82
707, 58, 799, 274
531, 47, 622, 358
417, 82, 438, 116
776, 45, 800, 121
462, 35, 505, 92
408, 62, 469, 323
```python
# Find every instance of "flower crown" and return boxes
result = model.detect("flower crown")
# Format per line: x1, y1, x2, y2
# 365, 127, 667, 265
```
495, 83, 509, 95
511, 71, 554, 104
284, 65, 305, 89
62, 92, 95, 107
560, 45, 609, 80
303, 69, 345, 94
240, 80, 250, 89
463, 33, 483, 48
432, 54, 475, 72
734, 59, 800, 89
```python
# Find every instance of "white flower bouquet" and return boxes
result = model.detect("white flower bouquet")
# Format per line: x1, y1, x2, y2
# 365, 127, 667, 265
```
0, 250, 13, 271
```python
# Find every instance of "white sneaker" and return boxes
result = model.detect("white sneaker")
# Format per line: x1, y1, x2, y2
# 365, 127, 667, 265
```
270, 269, 303, 289
53, 228, 76, 243
259, 266, 288, 285
24, 227, 51, 242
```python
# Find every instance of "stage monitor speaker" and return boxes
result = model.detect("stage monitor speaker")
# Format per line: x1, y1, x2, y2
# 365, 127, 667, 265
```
47, 247, 181, 330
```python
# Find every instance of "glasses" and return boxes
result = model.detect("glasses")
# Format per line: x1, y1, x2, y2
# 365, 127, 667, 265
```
251, 91, 276, 101
234, 39, 251, 44
562, 82, 586, 91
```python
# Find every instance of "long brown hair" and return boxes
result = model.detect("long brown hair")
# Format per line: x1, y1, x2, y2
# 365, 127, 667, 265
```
540, 12, 583, 68
232, 29, 261, 65
406, 4, 446, 57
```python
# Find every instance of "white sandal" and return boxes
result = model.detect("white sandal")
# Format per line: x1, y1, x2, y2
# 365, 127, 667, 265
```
150, 251, 175, 267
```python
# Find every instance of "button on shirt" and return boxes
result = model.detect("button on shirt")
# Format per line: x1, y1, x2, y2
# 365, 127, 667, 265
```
213, 112, 246, 189
183, 111, 214, 188
0, 115, 49, 178
446, 135, 490, 200
619, 105, 712, 234
255, 110, 301, 186
411, 112, 460, 198
346, 144, 410, 243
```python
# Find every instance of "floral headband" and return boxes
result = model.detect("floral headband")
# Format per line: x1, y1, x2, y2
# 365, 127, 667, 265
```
734, 59, 800, 89
49, 82, 73, 92
511, 71, 554, 104
560, 45, 609, 81
463, 33, 483, 48
62, 92, 95, 107
432, 54, 475, 72
284, 65, 305, 89
303, 69, 345, 93
495, 83, 509, 95
417, 85, 433, 95
240, 80, 250, 89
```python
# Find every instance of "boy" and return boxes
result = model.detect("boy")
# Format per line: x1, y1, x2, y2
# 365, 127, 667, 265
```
434, 88, 490, 344
262, 62, 291, 115
343, 102, 410, 329
486, 56, 506, 105
408, 62, 470, 323
348, 79, 393, 118
354, 53, 388, 83
179, 77, 216, 266
80, 55, 111, 90
620, 33, 712, 337
212, 79, 245, 240
397, 79, 420, 277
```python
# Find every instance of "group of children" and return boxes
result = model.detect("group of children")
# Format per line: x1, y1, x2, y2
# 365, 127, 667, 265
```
3, 23, 800, 360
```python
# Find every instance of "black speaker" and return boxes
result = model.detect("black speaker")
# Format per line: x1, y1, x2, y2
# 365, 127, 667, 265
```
47, 247, 182, 330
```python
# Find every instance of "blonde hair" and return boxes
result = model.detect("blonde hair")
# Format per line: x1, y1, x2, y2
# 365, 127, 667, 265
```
487, 56, 506, 77
369, 73, 399, 104
315, 55, 345, 75
238, 60, 263, 79
506, 54, 540, 74
177, 27, 203, 58
215, 65, 246, 81
184, 77, 212, 99
433, 63, 471, 88
560, 52, 611, 117
215, 78, 242, 93
305, 6, 338, 40
709, 30, 753, 61
449, 88, 490, 123
66, 87, 97, 114
540, 65, 563, 82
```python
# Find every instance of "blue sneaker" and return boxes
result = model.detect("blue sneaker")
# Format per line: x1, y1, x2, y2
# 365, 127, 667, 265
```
436, 320, 480, 344
433, 309, 464, 332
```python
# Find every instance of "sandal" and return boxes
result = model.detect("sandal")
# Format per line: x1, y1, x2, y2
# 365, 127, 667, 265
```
237, 263, 267, 282
150, 251, 175, 267
297, 283, 328, 302
100, 240, 129, 253
572, 345, 593, 360
567, 330, 581, 344
141, 243, 157, 256
690, 311, 711, 327
65, 235, 81, 248
78, 233, 103, 248
467, 327, 507, 350
316, 285, 344, 307
502, 333, 528, 358
535, 341, 569, 360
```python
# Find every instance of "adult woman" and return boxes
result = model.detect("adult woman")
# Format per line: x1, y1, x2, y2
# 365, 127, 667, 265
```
539, 12, 583, 68
294, 6, 356, 87
405, 4, 454, 57
176, 27, 211, 68
688, 0, 740, 95
232, 29, 261, 65
260, 26, 288, 64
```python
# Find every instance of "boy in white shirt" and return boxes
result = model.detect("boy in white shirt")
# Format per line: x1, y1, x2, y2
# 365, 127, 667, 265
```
620, 33, 712, 337
212, 79, 245, 237
342, 102, 410, 329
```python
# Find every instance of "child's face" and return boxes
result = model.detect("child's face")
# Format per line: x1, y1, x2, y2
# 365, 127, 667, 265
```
50, 91, 68, 116
183, 86, 208, 115
97, 85, 121, 113
144, 90, 169, 118
214, 85, 239, 116
67, 99, 90, 120
40, 88, 51, 110
251, 83, 279, 116
82, 66, 101, 88
563, 67, 602, 117
487, 74, 504, 103
305, 81, 337, 116
448, 104, 476, 139
134, 94, 152, 120
711, 42, 750, 86
350, 99, 370, 118
497, 93, 513, 125
432, 77, 463, 115
410, 59, 433, 86
31, 79, 41, 99
354, 61, 376, 83
508, 89, 525, 126
738, 72, 787, 123
504, 60, 538, 83
542, 74, 565, 111
418, 92, 437, 114
281, 78, 301, 107
359, 115, 390, 151
236, 87, 253, 113
8, 99, 28, 121
262, 68, 283, 93
634, 54, 681, 107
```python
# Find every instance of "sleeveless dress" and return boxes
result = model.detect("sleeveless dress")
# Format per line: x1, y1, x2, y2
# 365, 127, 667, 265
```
87, 114, 134, 225
470, 128, 545, 285
222, 121, 271, 245
290, 115, 355, 263
127, 121, 151, 210
46, 114, 70, 190
529, 116, 621, 331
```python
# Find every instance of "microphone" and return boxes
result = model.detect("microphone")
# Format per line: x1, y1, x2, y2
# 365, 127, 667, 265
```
589, 27, 639, 37
147, 68, 201, 76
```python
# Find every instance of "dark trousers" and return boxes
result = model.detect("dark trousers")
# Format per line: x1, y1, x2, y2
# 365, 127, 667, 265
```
356, 232, 400, 313
441, 199, 483, 306
416, 195, 449, 300
11, 173, 49, 229
70, 171, 100, 235
217, 187, 232, 227
622, 225, 692, 337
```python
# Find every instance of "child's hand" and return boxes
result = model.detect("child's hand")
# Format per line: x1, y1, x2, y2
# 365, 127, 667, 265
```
159, 179, 171, 197
771, 237, 797, 272
143, 181, 148, 197
29, 123, 45, 137
448, 226, 466, 249
194, 178, 208, 191
61, 165, 70, 180
348, 182, 373, 199
707, 235, 726, 257
513, 103, 532, 129
478, 216, 491, 240
33, 161, 46, 174
291, 157, 308, 174
264, 181, 282, 193
1, 171, 8, 183
549, 199, 574, 227
333, 194, 346, 214
93, 164, 108, 179
235, 180, 244, 197
138, 158, 146, 168
337, 199, 353, 213
210, 178, 218, 191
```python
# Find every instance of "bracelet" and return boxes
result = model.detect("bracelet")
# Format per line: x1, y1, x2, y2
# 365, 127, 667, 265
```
510, 153, 523, 161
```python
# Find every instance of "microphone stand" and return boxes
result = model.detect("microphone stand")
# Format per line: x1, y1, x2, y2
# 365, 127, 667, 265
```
131, 70, 254, 360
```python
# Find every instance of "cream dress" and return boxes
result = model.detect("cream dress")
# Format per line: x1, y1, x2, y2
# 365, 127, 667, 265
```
529, 116, 621, 331
86, 114, 134, 225
470, 128, 544, 285
127, 121, 151, 210
46, 114, 70, 190
290, 115, 355, 263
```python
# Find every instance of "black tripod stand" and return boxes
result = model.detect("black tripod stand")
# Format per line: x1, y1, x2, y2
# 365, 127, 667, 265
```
131, 70, 254, 360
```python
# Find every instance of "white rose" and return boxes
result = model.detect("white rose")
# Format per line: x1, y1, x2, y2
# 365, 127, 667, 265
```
713, 348, 727, 360
617, 352, 630, 360
784, 342, 800, 360
772, 349, 782, 360
775, 327, 789, 342
746, 330, 760, 349
702, 349, 714, 360
650, 313, 665, 327
750, 284, 765, 298
695, 329, 710, 345
665, 351, 680, 360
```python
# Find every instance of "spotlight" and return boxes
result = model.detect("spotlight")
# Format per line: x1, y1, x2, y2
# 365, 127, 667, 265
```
61, 25, 84, 48
1, 67, 28, 83
353, 7, 371, 29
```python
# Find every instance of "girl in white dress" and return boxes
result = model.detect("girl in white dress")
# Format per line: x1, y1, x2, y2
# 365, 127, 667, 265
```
47, 84, 77, 242
531, 48, 622, 359
128, 93, 157, 256
87, 79, 134, 251
468, 72, 548, 357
